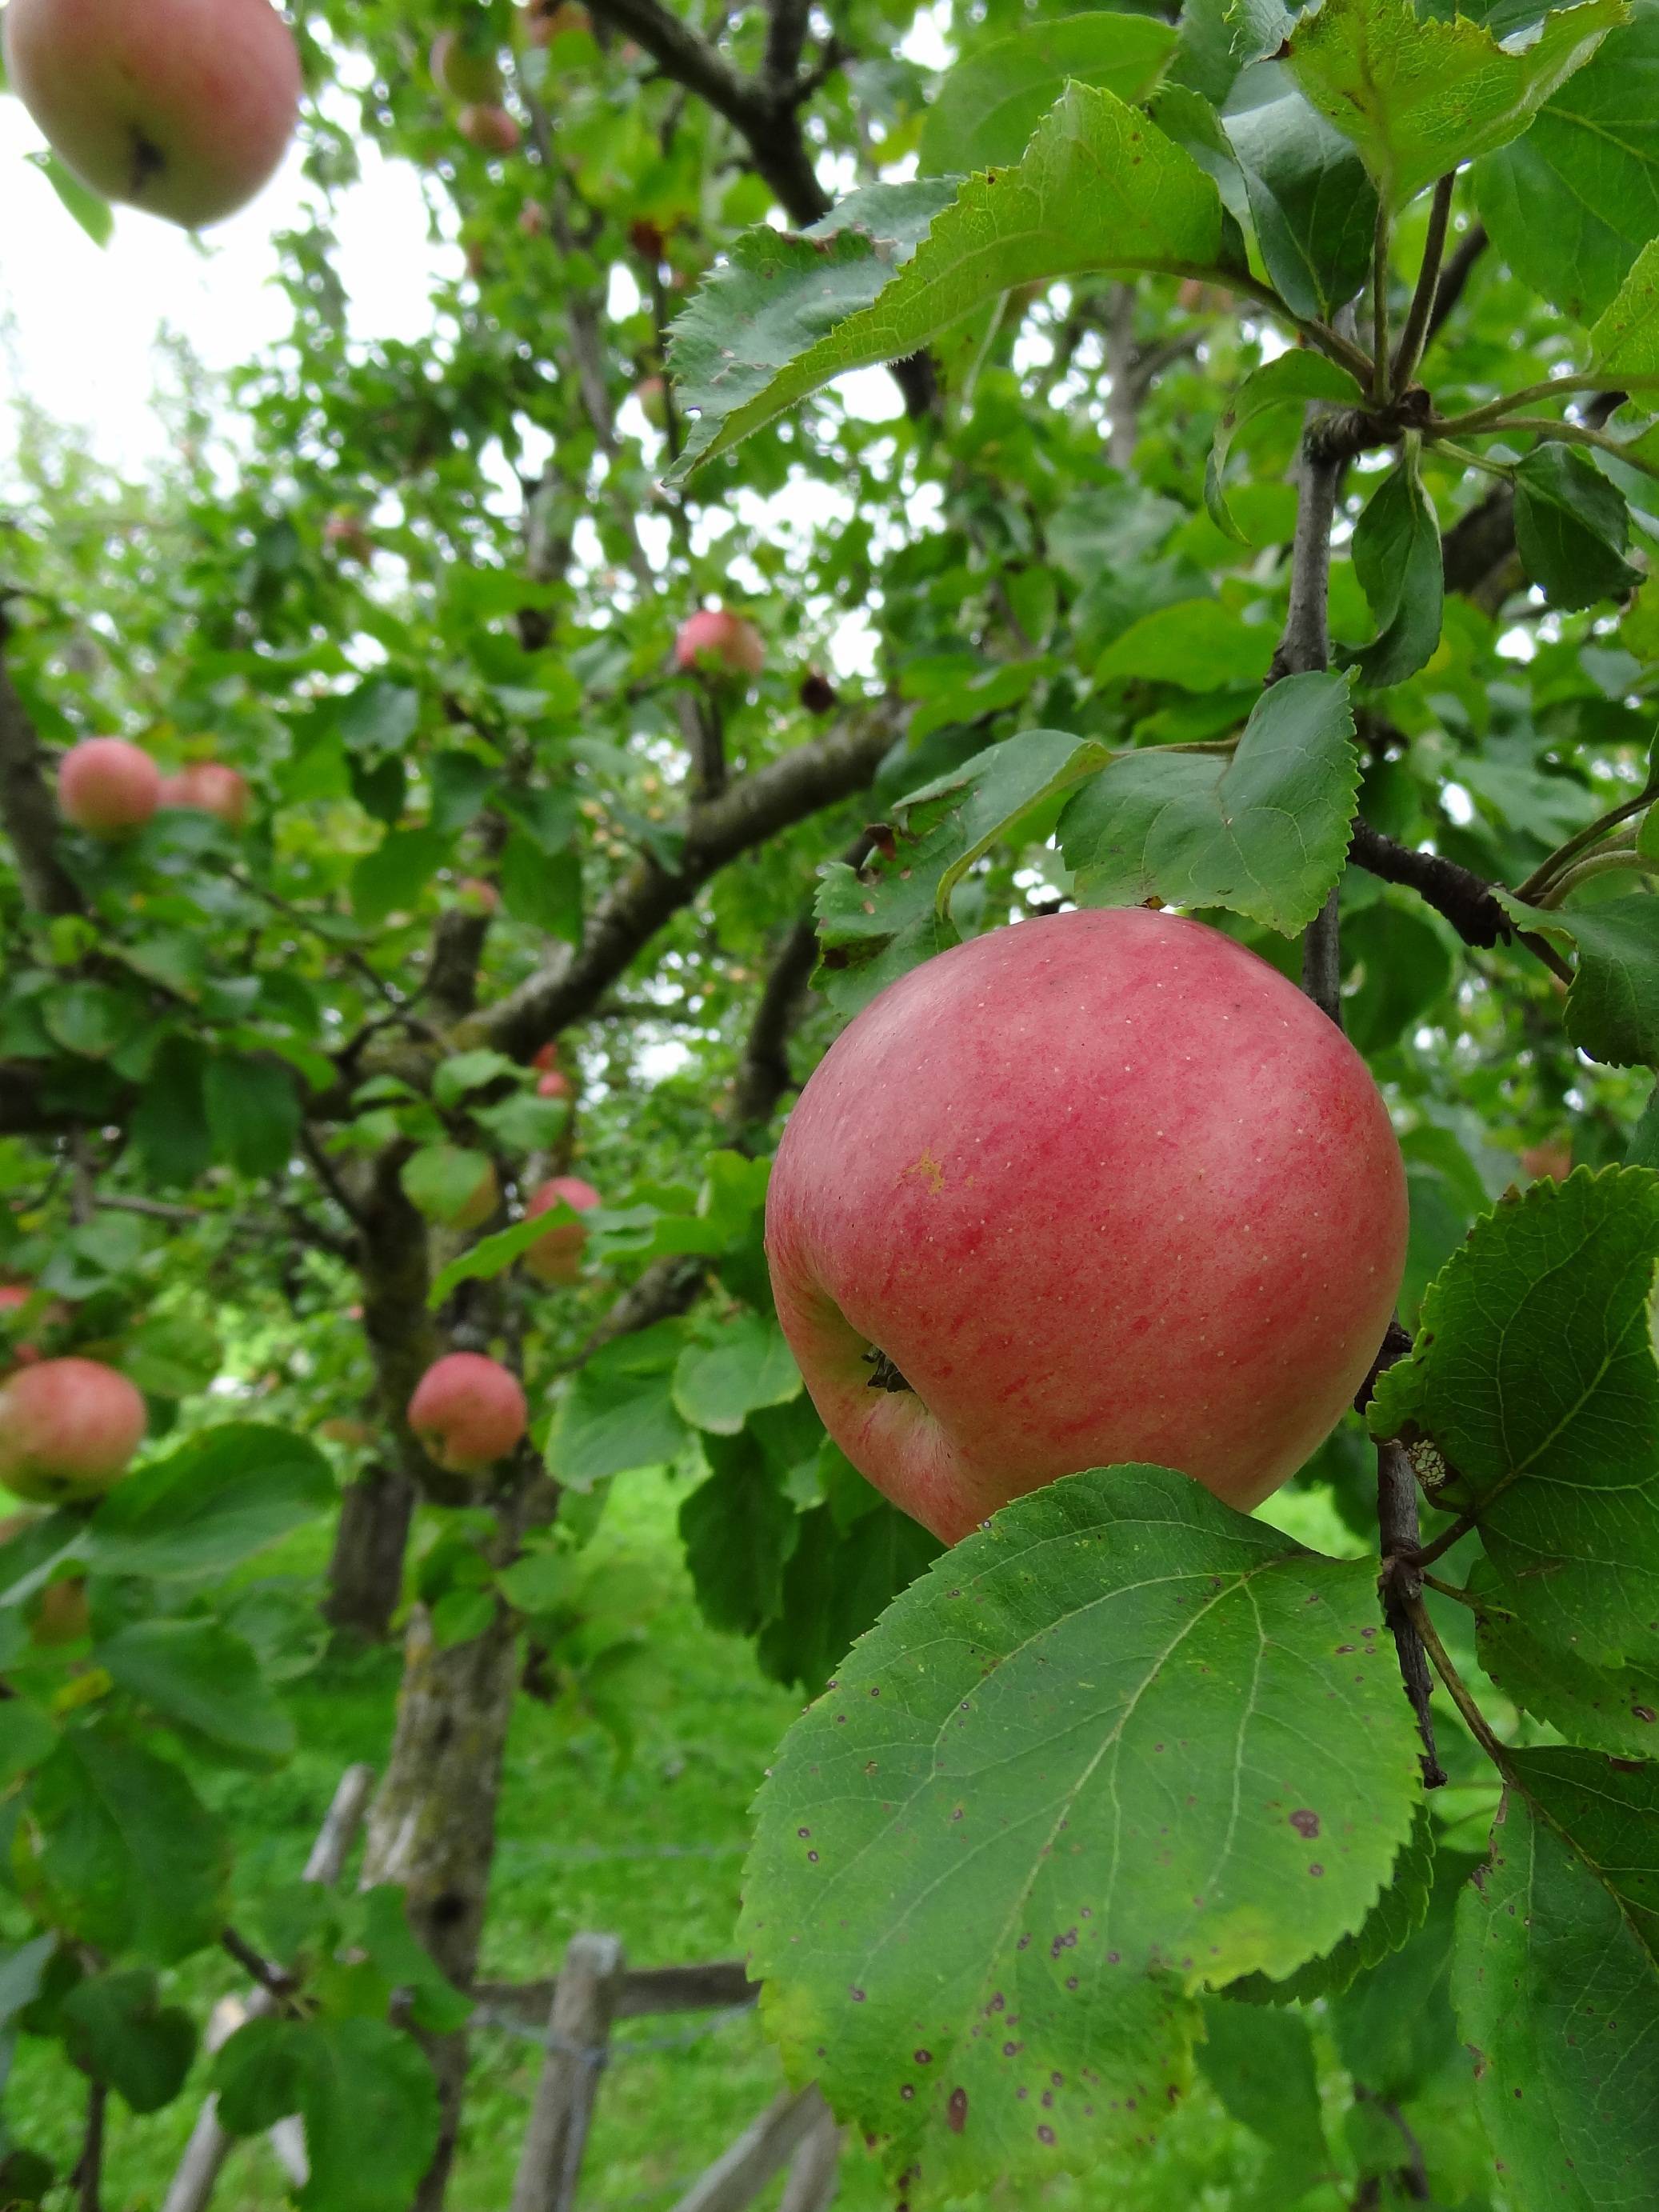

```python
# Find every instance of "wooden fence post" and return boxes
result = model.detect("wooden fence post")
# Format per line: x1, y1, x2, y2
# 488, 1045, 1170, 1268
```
160, 1764, 376, 2212
666, 2086, 832, 2212
778, 2098, 840, 2212
508, 1930, 626, 2212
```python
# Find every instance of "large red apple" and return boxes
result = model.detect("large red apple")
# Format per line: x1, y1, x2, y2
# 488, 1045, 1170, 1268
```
3, 0, 302, 230
674, 607, 765, 679
767, 909, 1407, 1543
58, 738, 162, 837
524, 1176, 601, 1284
0, 1357, 148, 1504
408, 1353, 527, 1474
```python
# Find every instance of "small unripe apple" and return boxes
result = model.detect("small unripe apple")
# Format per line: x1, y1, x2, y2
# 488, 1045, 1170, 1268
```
1521, 1138, 1572, 1183
767, 909, 1409, 1544
456, 876, 501, 913
0, 1358, 148, 1505
537, 1070, 572, 1102
458, 102, 521, 154
674, 607, 764, 679
430, 29, 503, 104
524, 1176, 601, 1285
162, 761, 251, 829
317, 1416, 378, 1449
518, 201, 548, 239
58, 738, 162, 837
408, 1352, 528, 1473
3, 0, 302, 229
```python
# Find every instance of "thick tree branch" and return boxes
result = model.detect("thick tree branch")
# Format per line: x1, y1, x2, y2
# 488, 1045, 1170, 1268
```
1348, 820, 1509, 947
728, 830, 873, 1130
0, 605, 80, 917
482, 700, 904, 1058
427, 909, 494, 1026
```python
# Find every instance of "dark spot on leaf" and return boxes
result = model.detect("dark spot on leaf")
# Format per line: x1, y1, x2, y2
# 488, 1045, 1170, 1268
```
1037, 2124, 1056, 2145
1289, 1809, 1320, 1838
1309, 1863, 1324, 1878
948, 2087, 968, 2133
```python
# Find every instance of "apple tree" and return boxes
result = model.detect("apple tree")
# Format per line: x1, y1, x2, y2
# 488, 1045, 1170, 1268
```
1, 0, 1659, 2205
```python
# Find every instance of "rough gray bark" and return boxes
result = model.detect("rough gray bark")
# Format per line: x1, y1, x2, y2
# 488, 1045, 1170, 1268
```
323, 1464, 418, 1641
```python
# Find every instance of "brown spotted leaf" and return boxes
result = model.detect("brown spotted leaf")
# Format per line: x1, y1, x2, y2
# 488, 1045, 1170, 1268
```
741, 1464, 1421, 2199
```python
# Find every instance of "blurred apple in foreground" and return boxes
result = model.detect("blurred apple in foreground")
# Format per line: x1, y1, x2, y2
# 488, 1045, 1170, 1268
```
767, 908, 1408, 1543
3, 0, 302, 228
58, 739, 162, 836
0, 1358, 149, 1505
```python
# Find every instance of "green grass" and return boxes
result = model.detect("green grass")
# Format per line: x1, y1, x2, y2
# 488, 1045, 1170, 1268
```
7, 1470, 1262, 2211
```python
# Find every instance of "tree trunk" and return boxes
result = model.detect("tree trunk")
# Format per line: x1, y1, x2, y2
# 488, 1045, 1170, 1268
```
323, 1465, 417, 1641
359, 1602, 521, 2212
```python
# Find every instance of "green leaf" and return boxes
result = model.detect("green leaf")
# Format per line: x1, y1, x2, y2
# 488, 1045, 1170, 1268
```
1286, 0, 1625, 207
546, 1321, 691, 1486
118, 1314, 222, 1401
1197, 1997, 1332, 2194
816, 730, 1109, 1015
62, 1970, 197, 2114
357, 1888, 474, 2035
1371, 1167, 1659, 1666
0, 1707, 58, 1792
1453, 1750, 1659, 2210
919, 14, 1179, 174
338, 679, 420, 756
400, 1145, 494, 1226
741, 1465, 1420, 2197
18, 1733, 229, 1962
669, 85, 1235, 479
1513, 442, 1641, 608
1206, 354, 1365, 541
1092, 598, 1278, 689
1228, 1801, 1436, 2005
1225, 81, 1381, 322
351, 828, 450, 927
1057, 669, 1359, 931
30, 152, 114, 243
1342, 452, 1445, 686
1477, 2, 1659, 323
214, 2014, 442, 2212
1517, 893, 1659, 1065
679, 1430, 801, 1636
1589, 233, 1659, 383
42, 982, 142, 1062
96, 1619, 295, 1766
673, 1314, 801, 1435
131, 1035, 212, 1190
80, 1425, 334, 1578
204, 1056, 302, 1180
756, 1498, 944, 1694
1475, 1572, 1659, 1757
499, 834, 582, 941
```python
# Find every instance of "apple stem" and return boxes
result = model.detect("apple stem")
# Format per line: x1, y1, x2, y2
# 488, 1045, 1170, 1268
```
861, 1346, 913, 1394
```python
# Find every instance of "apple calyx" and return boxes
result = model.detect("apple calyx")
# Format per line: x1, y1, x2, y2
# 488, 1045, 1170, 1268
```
861, 1346, 913, 1394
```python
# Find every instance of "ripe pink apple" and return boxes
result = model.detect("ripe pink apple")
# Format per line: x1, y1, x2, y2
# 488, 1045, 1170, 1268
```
524, 1175, 601, 1285
408, 1352, 527, 1473
162, 761, 251, 829
537, 1070, 572, 1102
430, 30, 503, 104
674, 607, 765, 679
532, 1043, 561, 1073
0, 1357, 148, 1505
458, 102, 521, 153
58, 738, 162, 837
767, 909, 1408, 1544
3, 0, 302, 229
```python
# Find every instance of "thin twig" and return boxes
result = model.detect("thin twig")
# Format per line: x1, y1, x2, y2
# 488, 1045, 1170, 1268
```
74, 2080, 107, 2212
1408, 1596, 1515, 1779
1424, 222, 1487, 350
1377, 1442, 1446, 1788
1371, 202, 1392, 404
221, 1927, 300, 2007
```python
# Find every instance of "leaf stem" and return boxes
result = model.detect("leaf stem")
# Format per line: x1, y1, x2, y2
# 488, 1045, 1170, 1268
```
1390, 174, 1454, 394
1537, 847, 1657, 907
1433, 375, 1628, 438
1420, 1570, 1477, 1608
1476, 414, 1659, 482
1408, 1595, 1517, 1783
1514, 778, 1659, 903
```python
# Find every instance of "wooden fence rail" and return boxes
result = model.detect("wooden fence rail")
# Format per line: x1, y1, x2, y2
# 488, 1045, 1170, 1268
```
162, 1766, 837, 2212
